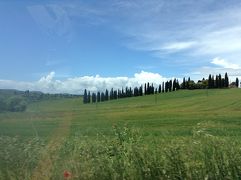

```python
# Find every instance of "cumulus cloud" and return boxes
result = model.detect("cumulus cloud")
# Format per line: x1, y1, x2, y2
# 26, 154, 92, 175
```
211, 57, 241, 69
0, 71, 169, 94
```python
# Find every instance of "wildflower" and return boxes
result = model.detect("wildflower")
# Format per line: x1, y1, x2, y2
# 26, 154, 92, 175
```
63, 170, 72, 179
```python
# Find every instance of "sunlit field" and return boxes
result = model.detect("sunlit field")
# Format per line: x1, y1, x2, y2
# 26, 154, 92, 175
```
1, 89, 241, 179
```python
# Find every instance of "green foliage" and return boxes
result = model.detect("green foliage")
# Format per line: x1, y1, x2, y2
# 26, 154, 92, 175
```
0, 96, 26, 112
52, 126, 241, 180
7, 96, 27, 112
0, 136, 45, 179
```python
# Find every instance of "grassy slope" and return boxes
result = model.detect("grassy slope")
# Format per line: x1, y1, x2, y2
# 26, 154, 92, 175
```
1, 89, 241, 179
1, 88, 241, 138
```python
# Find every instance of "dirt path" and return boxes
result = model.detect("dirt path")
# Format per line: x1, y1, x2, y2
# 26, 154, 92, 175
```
31, 112, 73, 180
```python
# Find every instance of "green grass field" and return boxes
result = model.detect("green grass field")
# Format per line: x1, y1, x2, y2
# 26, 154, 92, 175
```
1, 89, 241, 179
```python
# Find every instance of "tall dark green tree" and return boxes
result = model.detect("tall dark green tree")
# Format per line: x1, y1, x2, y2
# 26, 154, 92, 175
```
101, 92, 105, 102
139, 85, 143, 96
83, 89, 88, 104
218, 74, 222, 88
169, 80, 172, 92
176, 80, 180, 90
215, 75, 218, 88
110, 88, 114, 100
225, 72, 229, 87
97, 92, 101, 102
165, 81, 169, 92
92, 93, 96, 103
144, 83, 147, 95
236, 78, 239, 87
208, 74, 212, 88
114, 90, 118, 99
173, 79, 176, 91
158, 84, 162, 93
147, 83, 150, 95
187, 77, 190, 89
182, 77, 186, 89
105, 89, 109, 101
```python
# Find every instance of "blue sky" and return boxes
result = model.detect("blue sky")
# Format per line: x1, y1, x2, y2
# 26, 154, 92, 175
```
1, 0, 241, 93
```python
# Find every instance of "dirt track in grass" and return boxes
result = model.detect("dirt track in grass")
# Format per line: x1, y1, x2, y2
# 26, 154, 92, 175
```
31, 112, 73, 180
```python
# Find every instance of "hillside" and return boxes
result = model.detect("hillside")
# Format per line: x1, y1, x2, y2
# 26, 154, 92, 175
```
1, 89, 241, 179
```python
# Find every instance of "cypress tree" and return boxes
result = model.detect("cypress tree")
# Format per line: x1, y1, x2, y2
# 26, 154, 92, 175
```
225, 72, 229, 87
176, 80, 180, 90
114, 90, 118, 99
97, 92, 101, 102
134, 87, 138, 96
187, 77, 190, 89
221, 78, 225, 88
101, 92, 105, 102
144, 83, 147, 95
218, 74, 222, 88
105, 89, 109, 101
110, 88, 114, 100
236, 78, 239, 87
208, 74, 212, 88
162, 82, 165, 93
129, 87, 133, 97
158, 84, 162, 93
151, 83, 154, 94
165, 81, 169, 92
182, 78, 186, 89
211, 75, 215, 88
121, 88, 124, 98
173, 79, 176, 91
83, 89, 88, 104
147, 82, 150, 95
92, 93, 96, 103
169, 80, 172, 92
139, 85, 143, 96
215, 75, 218, 88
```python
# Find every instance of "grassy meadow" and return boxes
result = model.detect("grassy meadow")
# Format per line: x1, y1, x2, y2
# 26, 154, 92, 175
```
0, 89, 241, 179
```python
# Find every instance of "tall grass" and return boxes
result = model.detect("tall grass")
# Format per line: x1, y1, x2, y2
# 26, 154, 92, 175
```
51, 125, 241, 180
0, 136, 45, 179
1, 126, 241, 179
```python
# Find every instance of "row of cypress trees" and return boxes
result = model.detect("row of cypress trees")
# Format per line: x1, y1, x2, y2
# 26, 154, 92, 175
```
207, 72, 229, 89
83, 73, 239, 104
83, 78, 180, 104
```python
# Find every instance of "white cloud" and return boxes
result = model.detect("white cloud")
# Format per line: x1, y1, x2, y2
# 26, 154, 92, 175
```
0, 71, 169, 94
27, 4, 73, 40
162, 41, 196, 51
211, 57, 241, 69
109, 1, 241, 67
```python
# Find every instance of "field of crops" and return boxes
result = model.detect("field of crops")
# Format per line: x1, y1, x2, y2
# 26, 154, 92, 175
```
1, 89, 241, 179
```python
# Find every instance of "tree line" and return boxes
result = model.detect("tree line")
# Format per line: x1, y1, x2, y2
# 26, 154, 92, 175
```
0, 89, 81, 113
83, 78, 181, 104
83, 73, 240, 104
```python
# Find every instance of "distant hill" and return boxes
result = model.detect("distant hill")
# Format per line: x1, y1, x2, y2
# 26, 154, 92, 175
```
0, 89, 81, 113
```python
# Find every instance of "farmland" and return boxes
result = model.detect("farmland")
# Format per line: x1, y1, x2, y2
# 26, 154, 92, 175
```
1, 89, 241, 179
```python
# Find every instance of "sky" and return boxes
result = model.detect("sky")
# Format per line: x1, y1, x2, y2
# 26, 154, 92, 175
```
1, 0, 241, 94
